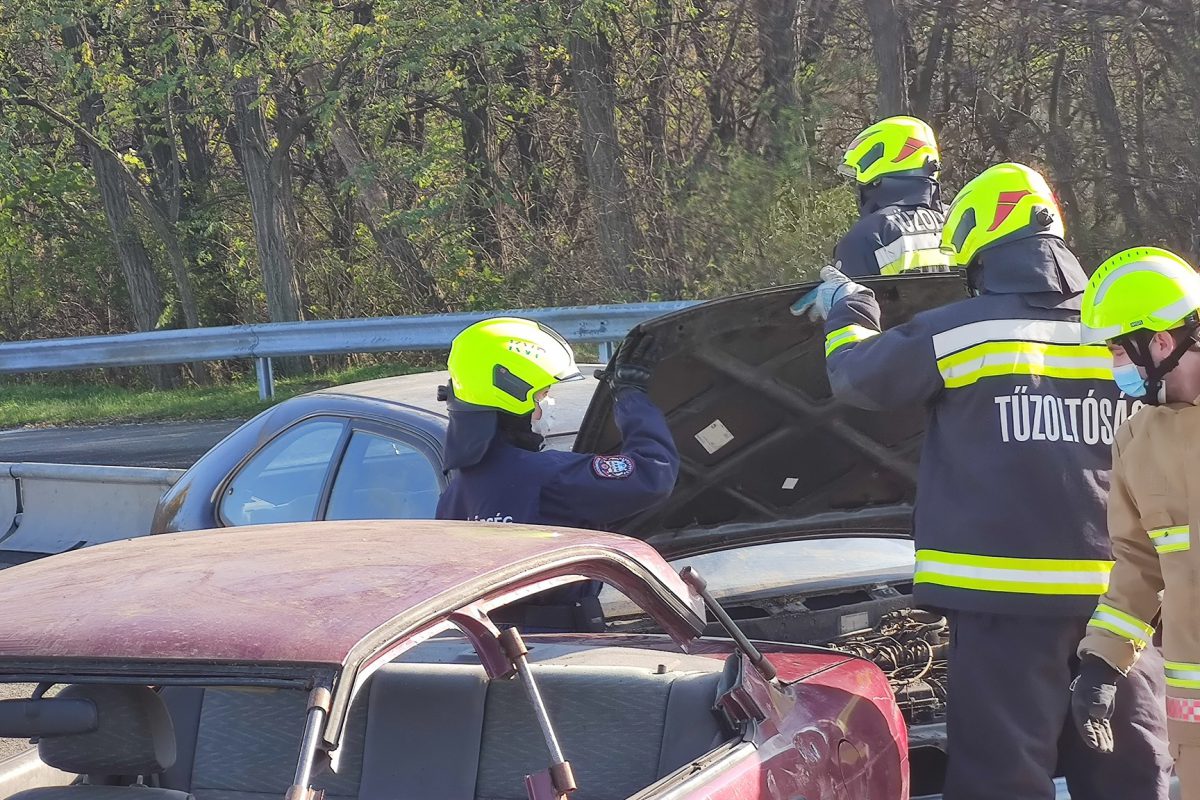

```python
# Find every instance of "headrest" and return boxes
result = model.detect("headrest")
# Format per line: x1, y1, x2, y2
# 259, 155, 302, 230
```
39, 685, 176, 776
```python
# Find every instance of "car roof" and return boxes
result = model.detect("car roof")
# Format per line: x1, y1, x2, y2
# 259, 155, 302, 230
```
0, 520, 690, 672
312, 368, 601, 440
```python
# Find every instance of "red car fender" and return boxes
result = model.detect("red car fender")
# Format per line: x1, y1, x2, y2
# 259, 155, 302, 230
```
786, 657, 909, 799
666, 654, 907, 800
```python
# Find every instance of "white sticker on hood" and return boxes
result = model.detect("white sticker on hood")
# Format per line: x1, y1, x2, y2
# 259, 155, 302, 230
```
695, 419, 734, 454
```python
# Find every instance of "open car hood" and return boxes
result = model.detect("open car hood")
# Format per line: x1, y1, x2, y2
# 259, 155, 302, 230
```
574, 274, 969, 559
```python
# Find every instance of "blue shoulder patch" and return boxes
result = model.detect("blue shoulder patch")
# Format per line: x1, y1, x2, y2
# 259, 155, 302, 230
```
592, 455, 635, 480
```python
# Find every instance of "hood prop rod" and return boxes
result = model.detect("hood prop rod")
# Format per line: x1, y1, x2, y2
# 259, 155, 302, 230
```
681, 567, 777, 682
500, 628, 577, 800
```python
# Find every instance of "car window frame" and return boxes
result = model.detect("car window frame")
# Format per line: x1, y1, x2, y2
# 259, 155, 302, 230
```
317, 418, 447, 521
215, 415, 352, 528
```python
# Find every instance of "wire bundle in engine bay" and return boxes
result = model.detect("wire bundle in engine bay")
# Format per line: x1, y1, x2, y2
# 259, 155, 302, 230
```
828, 608, 950, 724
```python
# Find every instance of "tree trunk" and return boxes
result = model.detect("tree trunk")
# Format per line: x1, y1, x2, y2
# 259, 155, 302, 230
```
228, 2, 304, 331
1045, 46, 1082, 240
232, 83, 303, 326
796, 0, 839, 151
1087, 20, 1141, 238
568, 21, 642, 293
64, 24, 177, 389
323, 108, 446, 311
753, 0, 801, 160
643, 0, 672, 177
287, 37, 446, 311
458, 46, 504, 271
689, 0, 740, 149
864, 0, 910, 117
89, 146, 179, 389
505, 50, 552, 227
911, 0, 954, 118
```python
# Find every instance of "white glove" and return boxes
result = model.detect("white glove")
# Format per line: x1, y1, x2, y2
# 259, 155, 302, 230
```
790, 265, 870, 321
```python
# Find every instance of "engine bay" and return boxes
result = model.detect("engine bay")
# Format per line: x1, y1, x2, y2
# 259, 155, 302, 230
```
826, 609, 949, 725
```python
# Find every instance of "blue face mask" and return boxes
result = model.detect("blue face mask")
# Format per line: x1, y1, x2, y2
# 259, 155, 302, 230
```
1112, 362, 1148, 397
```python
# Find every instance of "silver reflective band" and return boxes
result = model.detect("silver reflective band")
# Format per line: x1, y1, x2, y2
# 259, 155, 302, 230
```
1154, 532, 1190, 549
1088, 607, 1153, 645
874, 233, 944, 271
1166, 662, 1200, 686
1092, 257, 1188, 307
932, 319, 1085, 359
1149, 525, 1191, 553
921, 562, 1107, 584
1082, 323, 1122, 344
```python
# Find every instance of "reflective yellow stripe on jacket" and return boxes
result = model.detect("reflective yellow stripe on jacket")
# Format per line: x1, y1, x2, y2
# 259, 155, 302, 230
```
1166, 661, 1200, 690
1150, 525, 1191, 554
936, 342, 1113, 389
915, 549, 1113, 595
930, 319, 1113, 389
825, 324, 879, 357
874, 232, 950, 275
879, 248, 952, 276
1087, 603, 1156, 648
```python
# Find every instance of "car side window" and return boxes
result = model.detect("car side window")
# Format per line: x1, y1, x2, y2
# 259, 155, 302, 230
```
219, 420, 346, 526
325, 430, 441, 521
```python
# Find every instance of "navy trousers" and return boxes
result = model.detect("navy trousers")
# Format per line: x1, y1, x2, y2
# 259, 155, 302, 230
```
942, 611, 1172, 800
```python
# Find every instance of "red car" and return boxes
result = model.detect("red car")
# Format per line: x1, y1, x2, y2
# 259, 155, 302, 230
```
0, 520, 907, 800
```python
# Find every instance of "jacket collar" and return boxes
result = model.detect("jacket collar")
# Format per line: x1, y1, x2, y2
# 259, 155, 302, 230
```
859, 176, 940, 214
974, 235, 1089, 298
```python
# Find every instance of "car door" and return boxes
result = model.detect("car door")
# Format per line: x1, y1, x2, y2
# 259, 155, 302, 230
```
216, 416, 445, 527
320, 420, 445, 521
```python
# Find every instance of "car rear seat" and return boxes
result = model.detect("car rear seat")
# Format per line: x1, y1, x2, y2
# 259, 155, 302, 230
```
11, 685, 191, 800
161, 661, 728, 800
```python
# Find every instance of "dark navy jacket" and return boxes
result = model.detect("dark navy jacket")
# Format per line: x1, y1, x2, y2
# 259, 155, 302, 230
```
824, 236, 1132, 616
836, 177, 949, 278
436, 389, 679, 530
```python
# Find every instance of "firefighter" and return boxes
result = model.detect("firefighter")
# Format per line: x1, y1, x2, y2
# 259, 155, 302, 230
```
833, 115, 949, 277
800, 163, 1171, 799
435, 317, 680, 629
1073, 248, 1200, 798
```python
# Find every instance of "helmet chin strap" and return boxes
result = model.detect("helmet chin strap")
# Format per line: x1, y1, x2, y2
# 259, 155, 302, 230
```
1120, 324, 1200, 406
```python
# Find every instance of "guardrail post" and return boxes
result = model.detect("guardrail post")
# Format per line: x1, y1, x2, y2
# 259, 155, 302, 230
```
597, 341, 615, 363
256, 357, 276, 401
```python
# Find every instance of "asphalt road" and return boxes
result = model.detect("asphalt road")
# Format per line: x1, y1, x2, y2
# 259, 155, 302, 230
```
0, 420, 244, 469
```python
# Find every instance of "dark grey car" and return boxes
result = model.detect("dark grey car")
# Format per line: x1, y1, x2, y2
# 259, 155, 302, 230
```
150, 371, 599, 533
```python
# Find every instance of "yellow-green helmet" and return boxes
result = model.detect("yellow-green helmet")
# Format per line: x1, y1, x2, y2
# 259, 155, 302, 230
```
447, 317, 582, 415
839, 116, 939, 185
940, 162, 1063, 269
1081, 247, 1200, 344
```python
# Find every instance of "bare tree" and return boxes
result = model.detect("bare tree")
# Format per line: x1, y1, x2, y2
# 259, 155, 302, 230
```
567, 13, 643, 293
865, 0, 910, 116
1087, 18, 1142, 237
227, 0, 304, 330
753, 0, 801, 159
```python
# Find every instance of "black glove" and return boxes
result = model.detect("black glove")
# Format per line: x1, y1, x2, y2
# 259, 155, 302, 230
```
1071, 654, 1122, 753
594, 336, 660, 394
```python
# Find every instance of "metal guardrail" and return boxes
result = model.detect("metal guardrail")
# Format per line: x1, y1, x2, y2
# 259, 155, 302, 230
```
0, 302, 700, 399
0, 462, 184, 558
